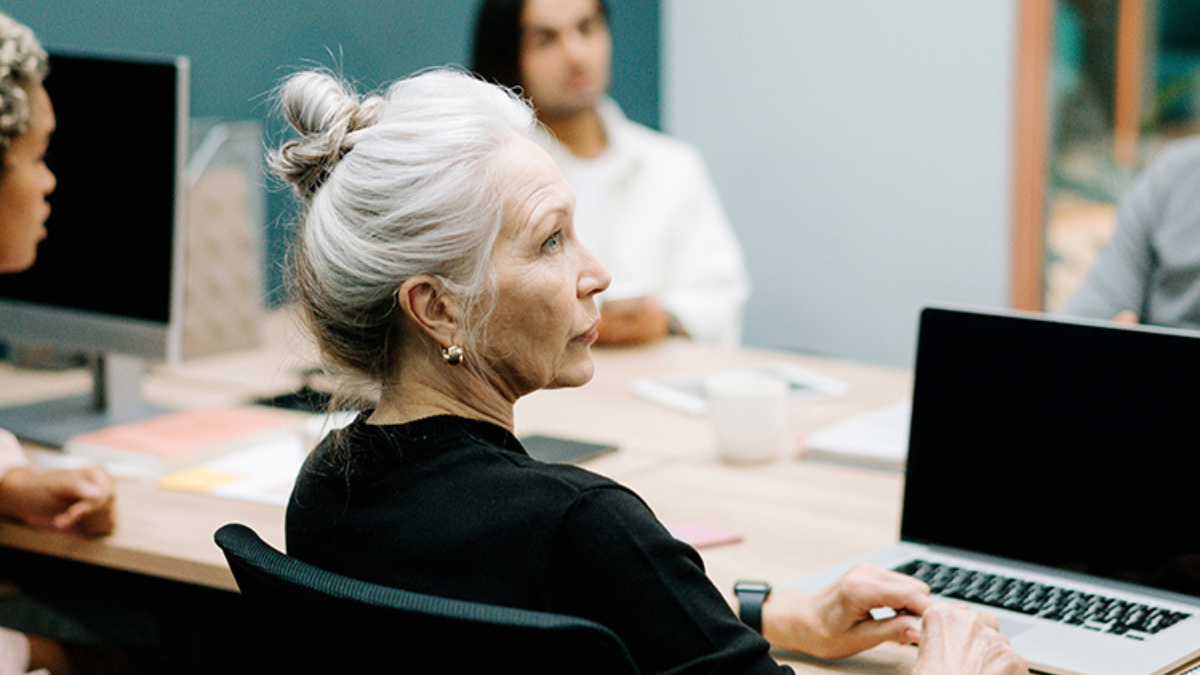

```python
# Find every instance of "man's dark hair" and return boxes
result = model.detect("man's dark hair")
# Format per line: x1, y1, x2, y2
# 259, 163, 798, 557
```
470, 0, 609, 92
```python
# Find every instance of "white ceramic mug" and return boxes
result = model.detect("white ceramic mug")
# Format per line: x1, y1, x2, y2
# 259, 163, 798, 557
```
704, 370, 788, 463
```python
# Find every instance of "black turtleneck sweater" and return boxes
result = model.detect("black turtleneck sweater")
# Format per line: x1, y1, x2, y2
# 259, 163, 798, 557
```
286, 413, 792, 675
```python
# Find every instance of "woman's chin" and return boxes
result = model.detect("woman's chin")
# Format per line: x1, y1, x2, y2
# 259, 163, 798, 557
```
548, 358, 596, 390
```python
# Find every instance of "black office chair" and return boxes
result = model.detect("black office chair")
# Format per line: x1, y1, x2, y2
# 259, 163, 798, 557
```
214, 523, 642, 674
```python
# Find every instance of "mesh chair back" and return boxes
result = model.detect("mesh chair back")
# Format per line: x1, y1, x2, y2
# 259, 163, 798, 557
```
214, 523, 642, 674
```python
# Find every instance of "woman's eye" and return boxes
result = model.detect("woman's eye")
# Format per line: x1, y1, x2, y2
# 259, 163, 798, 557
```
542, 231, 562, 253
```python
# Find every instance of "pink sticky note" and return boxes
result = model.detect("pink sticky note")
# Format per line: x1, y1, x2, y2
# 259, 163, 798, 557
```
669, 522, 744, 549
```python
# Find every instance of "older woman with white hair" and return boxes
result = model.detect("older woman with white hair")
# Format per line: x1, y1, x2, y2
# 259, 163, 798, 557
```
278, 66, 1026, 675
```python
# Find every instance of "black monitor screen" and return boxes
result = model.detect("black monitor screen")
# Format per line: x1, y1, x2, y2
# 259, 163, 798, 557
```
0, 52, 182, 325
902, 307, 1200, 599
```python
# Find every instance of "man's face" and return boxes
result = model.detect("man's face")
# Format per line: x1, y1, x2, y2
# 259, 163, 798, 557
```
519, 0, 612, 119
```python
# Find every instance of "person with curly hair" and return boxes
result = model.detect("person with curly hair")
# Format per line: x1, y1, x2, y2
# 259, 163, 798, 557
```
0, 11, 54, 275
0, 10, 119, 675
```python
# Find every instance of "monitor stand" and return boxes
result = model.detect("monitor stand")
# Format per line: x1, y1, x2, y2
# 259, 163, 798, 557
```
0, 352, 171, 448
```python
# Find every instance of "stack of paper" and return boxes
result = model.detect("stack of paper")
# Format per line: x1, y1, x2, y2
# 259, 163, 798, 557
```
64, 406, 303, 478
157, 436, 307, 506
800, 399, 910, 471
632, 363, 850, 415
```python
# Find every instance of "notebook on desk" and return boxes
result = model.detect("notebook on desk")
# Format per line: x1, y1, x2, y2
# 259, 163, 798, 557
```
795, 306, 1200, 675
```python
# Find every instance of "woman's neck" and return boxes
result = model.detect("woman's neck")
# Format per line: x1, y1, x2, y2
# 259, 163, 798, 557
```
367, 349, 515, 432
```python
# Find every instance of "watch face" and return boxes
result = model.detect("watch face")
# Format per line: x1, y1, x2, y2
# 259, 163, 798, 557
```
735, 581, 771, 594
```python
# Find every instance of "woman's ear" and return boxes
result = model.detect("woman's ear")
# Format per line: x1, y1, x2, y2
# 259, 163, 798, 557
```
397, 275, 462, 347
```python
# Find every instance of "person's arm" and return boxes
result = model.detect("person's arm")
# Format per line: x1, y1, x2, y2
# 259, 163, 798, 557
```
0, 430, 115, 536
657, 150, 750, 347
761, 563, 928, 658
553, 484, 1027, 673
0, 430, 30, 480
761, 566, 1028, 674
1060, 144, 1192, 321
551, 485, 789, 674
910, 603, 1029, 675
1059, 198, 1153, 321
0, 465, 115, 536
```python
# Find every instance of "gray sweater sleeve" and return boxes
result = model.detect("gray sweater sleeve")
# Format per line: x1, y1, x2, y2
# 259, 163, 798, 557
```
1061, 138, 1200, 328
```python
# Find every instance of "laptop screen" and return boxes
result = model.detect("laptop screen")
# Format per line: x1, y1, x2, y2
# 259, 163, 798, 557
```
901, 307, 1200, 600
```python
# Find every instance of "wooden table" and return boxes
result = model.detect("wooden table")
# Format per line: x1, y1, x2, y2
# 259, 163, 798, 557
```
0, 311, 916, 672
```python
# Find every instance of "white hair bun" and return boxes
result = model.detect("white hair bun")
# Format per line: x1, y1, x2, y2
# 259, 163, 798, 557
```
272, 71, 383, 201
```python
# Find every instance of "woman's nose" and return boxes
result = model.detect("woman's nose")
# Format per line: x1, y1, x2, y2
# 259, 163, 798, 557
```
578, 244, 610, 298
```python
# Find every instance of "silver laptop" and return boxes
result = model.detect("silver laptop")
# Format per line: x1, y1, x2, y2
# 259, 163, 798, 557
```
796, 306, 1200, 675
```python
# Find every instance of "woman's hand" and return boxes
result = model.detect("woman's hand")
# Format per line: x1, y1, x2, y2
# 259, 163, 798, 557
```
596, 296, 671, 346
762, 563, 932, 658
912, 603, 1029, 675
0, 465, 116, 536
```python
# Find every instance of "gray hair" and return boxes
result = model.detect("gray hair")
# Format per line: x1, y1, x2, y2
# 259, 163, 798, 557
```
0, 11, 48, 162
270, 68, 537, 395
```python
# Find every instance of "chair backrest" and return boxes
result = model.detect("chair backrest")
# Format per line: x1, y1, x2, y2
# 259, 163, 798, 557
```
214, 523, 642, 674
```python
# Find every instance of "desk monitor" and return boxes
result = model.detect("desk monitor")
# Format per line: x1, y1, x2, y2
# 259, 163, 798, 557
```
0, 50, 189, 447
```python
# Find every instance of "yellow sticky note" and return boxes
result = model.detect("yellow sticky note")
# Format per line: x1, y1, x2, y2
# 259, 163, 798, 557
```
158, 465, 241, 493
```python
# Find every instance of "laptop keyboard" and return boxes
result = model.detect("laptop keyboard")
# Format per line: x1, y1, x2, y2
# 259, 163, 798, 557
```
894, 559, 1191, 641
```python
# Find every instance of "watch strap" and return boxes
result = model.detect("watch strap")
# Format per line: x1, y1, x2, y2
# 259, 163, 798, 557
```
734, 581, 771, 634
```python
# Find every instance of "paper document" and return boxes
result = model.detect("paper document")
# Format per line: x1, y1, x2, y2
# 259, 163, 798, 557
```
632, 363, 849, 415
158, 434, 307, 506
62, 406, 303, 478
800, 399, 910, 470
156, 410, 356, 505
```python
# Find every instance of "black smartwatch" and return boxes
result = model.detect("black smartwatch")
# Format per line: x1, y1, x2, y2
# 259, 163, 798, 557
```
734, 580, 772, 634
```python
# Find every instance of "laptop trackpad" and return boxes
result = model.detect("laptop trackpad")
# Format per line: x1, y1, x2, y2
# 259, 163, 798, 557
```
996, 615, 1036, 639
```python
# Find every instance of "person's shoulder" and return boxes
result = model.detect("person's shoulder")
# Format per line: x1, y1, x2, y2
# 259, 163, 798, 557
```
1157, 136, 1200, 159
1126, 137, 1200, 207
514, 459, 666, 533
500, 450, 627, 494
1146, 136, 1200, 177
484, 451, 658, 528
603, 99, 706, 165
622, 121, 705, 166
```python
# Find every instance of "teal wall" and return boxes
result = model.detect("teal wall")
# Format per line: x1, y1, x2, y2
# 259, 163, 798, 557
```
7, 1, 660, 300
